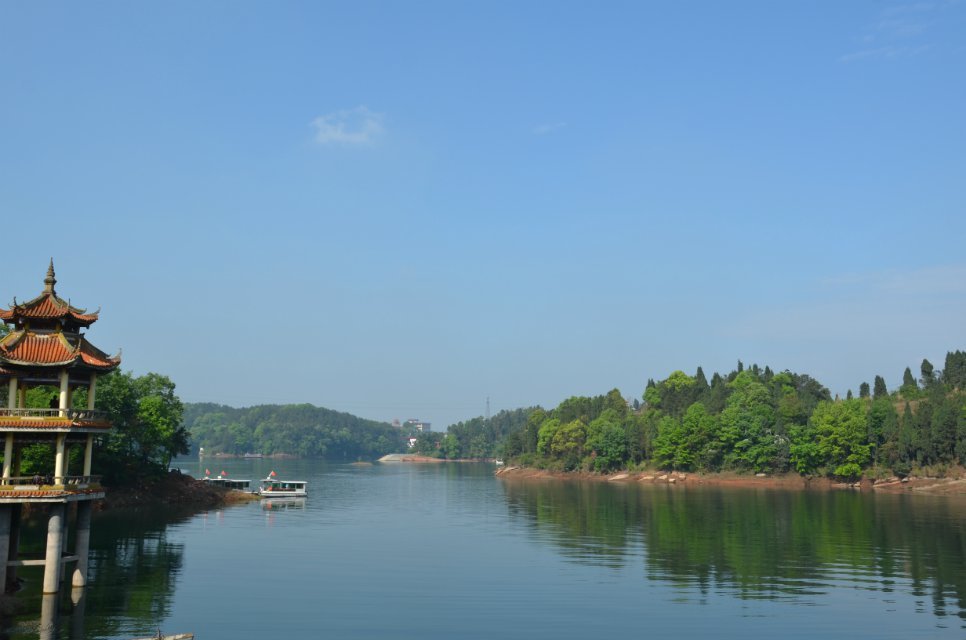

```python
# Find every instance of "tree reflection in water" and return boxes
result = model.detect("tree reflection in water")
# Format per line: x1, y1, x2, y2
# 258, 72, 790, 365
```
500, 479, 966, 623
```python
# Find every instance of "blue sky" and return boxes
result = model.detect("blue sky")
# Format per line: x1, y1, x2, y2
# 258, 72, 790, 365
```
1, 1, 964, 427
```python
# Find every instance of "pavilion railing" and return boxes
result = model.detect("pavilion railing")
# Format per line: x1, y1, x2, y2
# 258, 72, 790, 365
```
0, 408, 110, 421
0, 475, 103, 489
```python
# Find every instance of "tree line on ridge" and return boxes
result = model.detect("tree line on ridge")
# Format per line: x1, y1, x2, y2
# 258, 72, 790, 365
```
415, 351, 966, 479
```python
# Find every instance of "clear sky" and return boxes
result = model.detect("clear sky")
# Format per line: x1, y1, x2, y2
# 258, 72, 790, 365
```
1, 1, 964, 428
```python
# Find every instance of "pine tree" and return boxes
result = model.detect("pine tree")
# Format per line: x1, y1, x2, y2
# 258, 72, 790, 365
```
859, 382, 870, 399
873, 375, 888, 400
695, 366, 709, 392
903, 367, 917, 390
899, 402, 916, 464
944, 350, 966, 390
921, 358, 936, 388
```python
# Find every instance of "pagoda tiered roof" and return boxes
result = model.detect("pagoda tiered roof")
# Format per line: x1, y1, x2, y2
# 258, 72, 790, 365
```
0, 330, 119, 371
0, 261, 120, 373
0, 260, 100, 330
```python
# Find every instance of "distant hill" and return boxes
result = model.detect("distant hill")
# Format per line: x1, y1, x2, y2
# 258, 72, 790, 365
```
184, 402, 405, 460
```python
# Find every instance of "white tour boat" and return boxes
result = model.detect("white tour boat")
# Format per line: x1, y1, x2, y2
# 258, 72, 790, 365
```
202, 471, 252, 491
257, 472, 308, 498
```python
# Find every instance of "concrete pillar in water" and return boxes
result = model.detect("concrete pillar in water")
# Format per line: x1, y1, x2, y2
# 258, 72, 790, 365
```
39, 593, 59, 640
70, 585, 87, 639
7, 504, 21, 591
43, 504, 65, 594
72, 502, 92, 588
0, 505, 10, 592
61, 504, 70, 558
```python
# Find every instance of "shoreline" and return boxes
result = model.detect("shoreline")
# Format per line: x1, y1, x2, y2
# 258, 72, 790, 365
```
96, 471, 258, 512
494, 466, 966, 496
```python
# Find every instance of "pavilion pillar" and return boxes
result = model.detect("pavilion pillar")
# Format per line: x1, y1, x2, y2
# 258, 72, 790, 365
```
12, 446, 21, 477
87, 373, 97, 410
0, 505, 11, 592
59, 370, 69, 416
2, 434, 12, 480
54, 435, 66, 484
7, 377, 17, 409
42, 504, 65, 594
83, 434, 94, 477
72, 501, 92, 588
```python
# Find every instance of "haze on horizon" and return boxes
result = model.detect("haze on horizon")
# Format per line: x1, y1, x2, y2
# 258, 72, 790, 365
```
1, 1, 964, 429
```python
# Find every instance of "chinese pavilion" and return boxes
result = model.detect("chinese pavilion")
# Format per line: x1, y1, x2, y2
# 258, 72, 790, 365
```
0, 261, 120, 594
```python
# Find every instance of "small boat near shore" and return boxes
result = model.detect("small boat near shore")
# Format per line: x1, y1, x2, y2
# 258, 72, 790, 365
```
202, 471, 251, 491
256, 472, 307, 498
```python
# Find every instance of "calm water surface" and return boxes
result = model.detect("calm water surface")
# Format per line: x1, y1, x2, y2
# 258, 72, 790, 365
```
3, 459, 965, 639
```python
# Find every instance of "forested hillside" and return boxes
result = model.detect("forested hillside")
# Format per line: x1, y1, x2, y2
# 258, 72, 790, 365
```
184, 403, 405, 460
423, 351, 966, 479
411, 408, 536, 459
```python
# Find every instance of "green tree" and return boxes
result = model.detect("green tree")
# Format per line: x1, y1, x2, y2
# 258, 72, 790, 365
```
929, 392, 961, 464
921, 358, 936, 389
706, 372, 730, 414
660, 370, 698, 417
643, 385, 661, 408
718, 372, 778, 473
810, 399, 870, 479
441, 433, 461, 459
789, 423, 821, 475
859, 382, 870, 399
944, 350, 966, 390
586, 410, 627, 472
537, 418, 562, 456
956, 402, 966, 464
95, 370, 189, 484
653, 415, 686, 470
549, 419, 588, 470
873, 375, 888, 400
683, 402, 720, 470
868, 397, 898, 465
901, 367, 918, 396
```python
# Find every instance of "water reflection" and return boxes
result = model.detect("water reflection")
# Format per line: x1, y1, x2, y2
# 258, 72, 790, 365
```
0, 506, 190, 640
500, 479, 966, 624
261, 497, 306, 512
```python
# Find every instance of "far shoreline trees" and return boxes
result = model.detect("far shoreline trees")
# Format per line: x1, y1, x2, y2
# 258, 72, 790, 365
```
423, 350, 966, 481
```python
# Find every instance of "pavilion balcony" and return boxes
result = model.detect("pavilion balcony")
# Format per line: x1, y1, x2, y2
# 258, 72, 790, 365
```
0, 408, 109, 421
0, 475, 103, 493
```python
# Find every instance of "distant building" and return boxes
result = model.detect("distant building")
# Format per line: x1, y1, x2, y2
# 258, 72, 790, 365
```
407, 437, 418, 449
406, 418, 431, 432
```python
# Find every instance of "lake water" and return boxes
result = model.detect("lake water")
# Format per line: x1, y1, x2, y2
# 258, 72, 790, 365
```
2, 459, 965, 639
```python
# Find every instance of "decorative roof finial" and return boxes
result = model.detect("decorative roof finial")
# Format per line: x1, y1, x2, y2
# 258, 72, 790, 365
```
44, 258, 56, 295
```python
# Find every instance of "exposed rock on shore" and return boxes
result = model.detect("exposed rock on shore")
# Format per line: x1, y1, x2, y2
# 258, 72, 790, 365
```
494, 466, 966, 495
